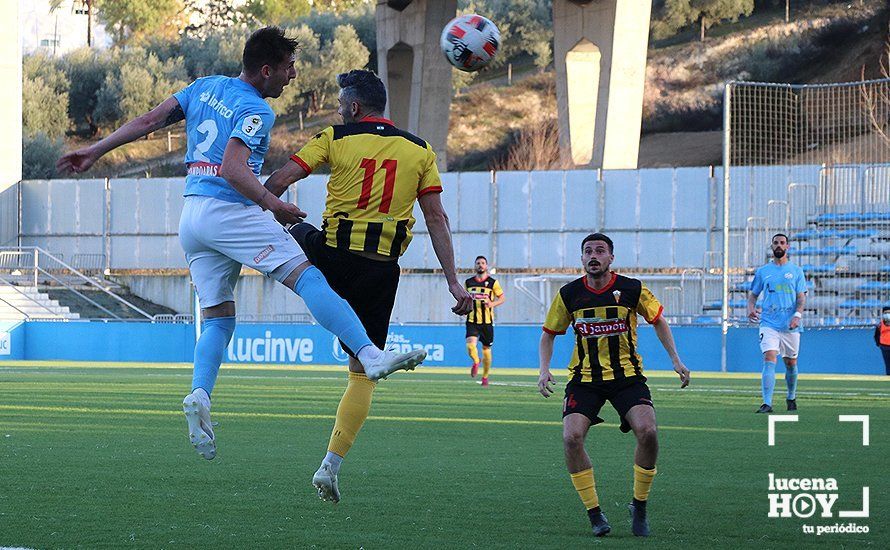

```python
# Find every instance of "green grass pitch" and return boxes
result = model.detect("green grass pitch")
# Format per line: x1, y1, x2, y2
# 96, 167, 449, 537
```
0, 362, 887, 548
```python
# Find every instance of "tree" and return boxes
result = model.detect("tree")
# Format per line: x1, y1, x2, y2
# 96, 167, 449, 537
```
184, 0, 257, 38
660, 0, 754, 41
23, 133, 66, 179
319, 24, 370, 107
23, 53, 70, 139
97, 0, 185, 44
60, 47, 113, 135
242, 0, 311, 25
269, 25, 327, 116
94, 49, 188, 131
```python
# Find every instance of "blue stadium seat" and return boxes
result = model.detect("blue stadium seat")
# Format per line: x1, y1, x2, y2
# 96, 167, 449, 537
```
859, 281, 890, 291
882, 265, 890, 273
802, 264, 837, 274
815, 213, 840, 223
861, 212, 890, 221
836, 229, 877, 239
839, 299, 884, 309
793, 246, 855, 255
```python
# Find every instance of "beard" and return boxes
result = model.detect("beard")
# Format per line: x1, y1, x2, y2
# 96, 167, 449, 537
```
773, 248, 786, 259
586, 262, 607, 277
475, 267, 485, 274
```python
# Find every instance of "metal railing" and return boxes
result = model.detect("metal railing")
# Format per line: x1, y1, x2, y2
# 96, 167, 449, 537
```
0, 246, 153, 320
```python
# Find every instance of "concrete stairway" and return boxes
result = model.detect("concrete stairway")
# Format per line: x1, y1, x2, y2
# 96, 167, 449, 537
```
0, 286, 80, 321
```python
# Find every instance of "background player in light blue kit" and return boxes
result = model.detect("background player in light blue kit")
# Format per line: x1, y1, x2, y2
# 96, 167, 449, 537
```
56, 27, 425, 460
747, 233, 808, 413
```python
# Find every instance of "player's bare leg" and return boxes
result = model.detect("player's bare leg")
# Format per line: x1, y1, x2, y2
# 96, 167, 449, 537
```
625, 405, 659, 536
183, 301, 235, 460
564, 413, 610, 536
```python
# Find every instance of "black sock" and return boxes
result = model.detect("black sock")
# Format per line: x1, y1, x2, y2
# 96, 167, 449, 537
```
587, 506, 602, 517
632, 498, 647, 510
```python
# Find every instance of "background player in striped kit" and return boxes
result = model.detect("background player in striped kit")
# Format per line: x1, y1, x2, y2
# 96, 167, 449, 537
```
465, 255, 505, 386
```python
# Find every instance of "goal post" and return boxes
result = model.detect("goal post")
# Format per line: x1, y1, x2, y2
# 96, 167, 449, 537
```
721, 78, 890, 365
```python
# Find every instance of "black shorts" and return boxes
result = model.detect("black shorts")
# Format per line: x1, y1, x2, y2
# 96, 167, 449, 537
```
465, 322, 494, 346
289, 222, 399, 357
562, 376, 653, 433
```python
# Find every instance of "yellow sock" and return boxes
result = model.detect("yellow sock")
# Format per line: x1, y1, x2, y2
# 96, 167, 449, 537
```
327, 372, 376, 457
633, 464, 657, 501
482, 347, 492, 378
570, 468, 600, 510
466, 343, 480, 364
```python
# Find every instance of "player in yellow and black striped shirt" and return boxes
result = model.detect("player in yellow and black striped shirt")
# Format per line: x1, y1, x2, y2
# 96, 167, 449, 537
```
538, 233, 690, 538
465, 255, 505, 385
264, 70, 472, 505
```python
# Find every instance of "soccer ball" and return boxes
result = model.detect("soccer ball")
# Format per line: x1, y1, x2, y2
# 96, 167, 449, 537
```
440, 14, 500, 72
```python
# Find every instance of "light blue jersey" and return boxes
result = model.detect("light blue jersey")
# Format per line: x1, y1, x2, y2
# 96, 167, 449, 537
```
750, 261, 807, 332
173, 76, 275, 205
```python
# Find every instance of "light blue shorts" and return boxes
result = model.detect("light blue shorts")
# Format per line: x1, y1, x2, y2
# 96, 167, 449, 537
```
179, 195, 307, 308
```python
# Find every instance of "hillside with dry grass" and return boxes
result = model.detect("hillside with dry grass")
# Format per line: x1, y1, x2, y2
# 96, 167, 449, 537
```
449, 0, 889, 170
75, 0, 889, 177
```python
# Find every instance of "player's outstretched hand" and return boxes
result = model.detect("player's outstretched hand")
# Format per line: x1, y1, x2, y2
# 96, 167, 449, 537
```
56, 147, 100, 174
537, 370, 555, 397
449, 282, 473, 315
747, 309, 760, 323
674, 360, 690, 388
269, 200, 306, 226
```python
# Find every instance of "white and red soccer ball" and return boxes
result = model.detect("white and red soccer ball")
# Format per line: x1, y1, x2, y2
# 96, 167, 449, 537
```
440, 14, 500, 72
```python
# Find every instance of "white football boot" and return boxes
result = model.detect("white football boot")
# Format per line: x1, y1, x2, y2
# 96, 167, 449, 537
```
362, 349, 427, 381
182, 390, 216, 460
312, 463, 341, 503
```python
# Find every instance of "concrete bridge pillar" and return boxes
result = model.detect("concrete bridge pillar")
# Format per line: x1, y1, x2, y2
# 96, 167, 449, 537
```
376, 0, 457, 169
553, 0, 651, 168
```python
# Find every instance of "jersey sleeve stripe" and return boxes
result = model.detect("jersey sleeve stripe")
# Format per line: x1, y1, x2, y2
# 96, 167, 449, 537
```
417, 185, 443, 197
645, 305, 664, 324
542, 327, 566, 335
290, 154, 313, 174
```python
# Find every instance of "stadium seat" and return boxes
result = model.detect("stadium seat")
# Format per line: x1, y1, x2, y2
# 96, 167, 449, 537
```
793, 246, 856, 256
858, 281, 890, 292
801, 264, 836, 274
840, 299, 884, 309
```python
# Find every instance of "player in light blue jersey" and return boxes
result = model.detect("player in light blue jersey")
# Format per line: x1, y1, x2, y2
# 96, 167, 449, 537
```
57, 27, 426, 461
747, 233, 808, 413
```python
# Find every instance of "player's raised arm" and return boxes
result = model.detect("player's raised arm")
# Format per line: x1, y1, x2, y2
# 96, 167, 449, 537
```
418, 191, 473, 315
56, 96, 185, 175
219, 138, 306, 225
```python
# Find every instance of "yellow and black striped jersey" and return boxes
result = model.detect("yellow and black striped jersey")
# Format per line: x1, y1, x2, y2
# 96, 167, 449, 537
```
543, 273, 664, 383
465, 276, 503, 325
291, 116, 442, 258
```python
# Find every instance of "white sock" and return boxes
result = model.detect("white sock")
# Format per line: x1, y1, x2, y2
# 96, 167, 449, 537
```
323, 451, 343, 475
356, 345, 384, 366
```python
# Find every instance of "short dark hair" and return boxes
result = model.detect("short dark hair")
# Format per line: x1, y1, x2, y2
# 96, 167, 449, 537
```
475, 255, 488, 262
242, 27, 298, 74
337, 70, 387, 113
581, 233, 613, 254
772, 233, 789, 243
